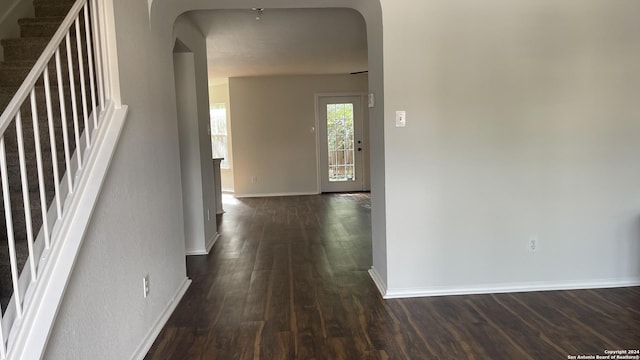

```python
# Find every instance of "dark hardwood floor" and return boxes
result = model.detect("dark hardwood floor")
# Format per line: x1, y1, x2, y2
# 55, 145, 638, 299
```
146, 193, 640, 359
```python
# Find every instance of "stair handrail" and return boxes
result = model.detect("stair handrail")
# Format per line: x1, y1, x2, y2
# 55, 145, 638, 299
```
0, 0, 91, 134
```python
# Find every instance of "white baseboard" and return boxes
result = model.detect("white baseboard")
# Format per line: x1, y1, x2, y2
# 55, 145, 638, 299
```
368, 267, 388, 297
234, 191, 319, 198
206, 233, 219, 253
130, 277, 191, 360
382, 278, 640, 299
185, 248, 205, 256
185, 233, 219, 256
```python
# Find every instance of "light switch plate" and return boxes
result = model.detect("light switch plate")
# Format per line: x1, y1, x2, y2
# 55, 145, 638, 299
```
395, 111, 406, 127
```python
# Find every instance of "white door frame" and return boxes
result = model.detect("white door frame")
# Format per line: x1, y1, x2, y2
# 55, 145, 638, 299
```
315, 92, 369, 193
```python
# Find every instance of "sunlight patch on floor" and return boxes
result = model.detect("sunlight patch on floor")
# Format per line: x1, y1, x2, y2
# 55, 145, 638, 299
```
221, 193, 240, 205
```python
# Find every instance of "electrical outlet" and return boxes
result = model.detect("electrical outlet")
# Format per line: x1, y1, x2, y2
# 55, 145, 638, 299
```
143, 274, 150, 298
528, 236, 538, 252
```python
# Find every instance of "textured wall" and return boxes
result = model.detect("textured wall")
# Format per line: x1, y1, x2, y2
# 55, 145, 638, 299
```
381, 0, 640, 295
45, 0, 189, 358
0, 0, 34, 61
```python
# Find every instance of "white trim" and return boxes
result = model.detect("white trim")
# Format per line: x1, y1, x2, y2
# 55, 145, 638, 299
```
314, 95, 321, 194
185, 233, 219, 256
368, 267, 387, 297
185, 249, 205, 256
382, 278, 640, 299
98, 0, 122, 108
234, 191, 320, 198
130, 277, 191, 360
314, 92, 369, 194
314, 92, 369, 98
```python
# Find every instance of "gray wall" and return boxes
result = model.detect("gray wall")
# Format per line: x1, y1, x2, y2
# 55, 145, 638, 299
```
0, 0, 34, 61
45, 1, 190, 358
381, 0, 640, 295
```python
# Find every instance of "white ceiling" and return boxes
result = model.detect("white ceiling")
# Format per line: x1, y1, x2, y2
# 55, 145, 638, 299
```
186, 8, 368, 81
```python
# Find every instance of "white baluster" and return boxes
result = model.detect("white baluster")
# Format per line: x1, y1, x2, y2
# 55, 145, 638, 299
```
65, 32, 82, 170
31, 88, 50, 250
15, 112, 38, 283
43, 67, 63, 221
75, 17, 91, 150
84, 3, 99, 130
90, 0, 105, 112
55, 48, 74, 194
0, 135, 23, 317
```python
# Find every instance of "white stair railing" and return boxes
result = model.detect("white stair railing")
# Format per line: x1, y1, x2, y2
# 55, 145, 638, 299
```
0, 0, 111, 357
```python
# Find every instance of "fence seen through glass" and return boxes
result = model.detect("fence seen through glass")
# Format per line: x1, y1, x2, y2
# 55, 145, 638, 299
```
326, 103, 355, 182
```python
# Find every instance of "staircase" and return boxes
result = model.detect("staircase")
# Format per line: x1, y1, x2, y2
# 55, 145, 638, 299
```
0, 0, 78, 312
0, 0, 126, 357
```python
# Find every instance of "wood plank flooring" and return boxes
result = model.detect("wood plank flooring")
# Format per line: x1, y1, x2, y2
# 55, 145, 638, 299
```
146, 193, 640, 359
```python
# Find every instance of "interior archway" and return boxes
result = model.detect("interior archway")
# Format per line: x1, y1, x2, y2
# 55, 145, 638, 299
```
156, 0, 388, 290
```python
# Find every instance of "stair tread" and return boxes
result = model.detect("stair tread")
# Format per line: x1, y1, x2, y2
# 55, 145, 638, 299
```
0, 60, 84, 72
33, 1, 76, 7
33, 2, 75, 17
18, 17, 66, 25
33, 0, 76, 4
0, 84, 75, 93
1, 37, 51, 43
0, 60, 42, 69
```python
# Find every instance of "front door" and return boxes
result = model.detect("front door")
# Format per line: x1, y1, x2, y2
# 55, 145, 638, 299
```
318, 95, 365, 192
